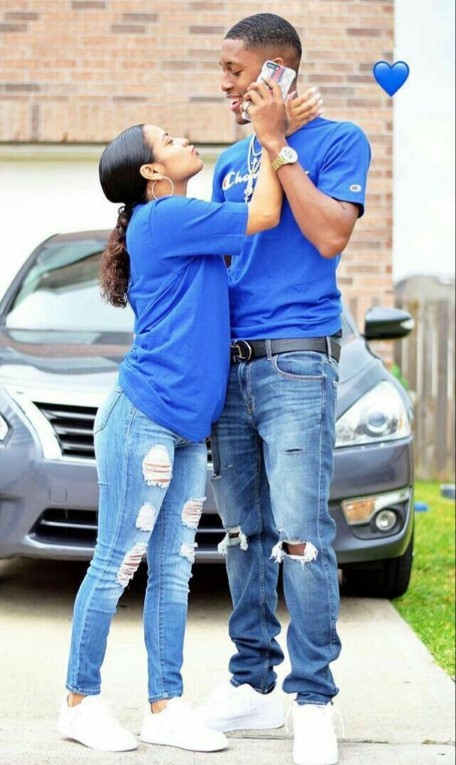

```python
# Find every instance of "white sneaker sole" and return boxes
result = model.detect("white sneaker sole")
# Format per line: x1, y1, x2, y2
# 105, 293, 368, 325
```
140, 731, 227, 752
59, 722, 138, 752
206, 710, 285, 732
293, 755, 338, 765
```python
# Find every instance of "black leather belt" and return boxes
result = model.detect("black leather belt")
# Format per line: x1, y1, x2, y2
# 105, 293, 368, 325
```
230, 337, 341, 364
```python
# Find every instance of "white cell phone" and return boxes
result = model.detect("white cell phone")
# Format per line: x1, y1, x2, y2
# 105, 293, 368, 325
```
242, 60, 296, 122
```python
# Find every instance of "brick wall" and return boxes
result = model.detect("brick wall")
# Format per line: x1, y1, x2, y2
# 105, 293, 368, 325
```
0, 0, 395, 331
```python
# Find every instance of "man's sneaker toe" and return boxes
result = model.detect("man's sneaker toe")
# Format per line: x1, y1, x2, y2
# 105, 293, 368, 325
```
292, 701, 338, 765
200, 681, 285, 732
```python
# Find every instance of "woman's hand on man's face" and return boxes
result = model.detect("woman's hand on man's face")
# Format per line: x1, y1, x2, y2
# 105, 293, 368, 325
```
286, 87, 323, 135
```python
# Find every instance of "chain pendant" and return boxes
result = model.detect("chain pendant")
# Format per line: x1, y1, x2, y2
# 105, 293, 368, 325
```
244, 135, 262, 202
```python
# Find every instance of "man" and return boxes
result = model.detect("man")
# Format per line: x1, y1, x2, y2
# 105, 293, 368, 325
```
202, 13, 371, 765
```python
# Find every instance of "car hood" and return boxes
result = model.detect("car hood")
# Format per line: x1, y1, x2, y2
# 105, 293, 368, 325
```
0, 327, 385, 416
0, 327, 131, 400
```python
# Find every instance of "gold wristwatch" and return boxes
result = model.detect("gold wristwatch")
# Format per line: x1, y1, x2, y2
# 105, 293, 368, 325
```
271, 146, 298, 171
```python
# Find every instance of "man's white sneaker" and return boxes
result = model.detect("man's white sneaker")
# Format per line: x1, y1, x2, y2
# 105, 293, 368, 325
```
292, 701, 338, 765
200, 680, 285, 732
140, 697, 228, 752
58, 694, 137, 752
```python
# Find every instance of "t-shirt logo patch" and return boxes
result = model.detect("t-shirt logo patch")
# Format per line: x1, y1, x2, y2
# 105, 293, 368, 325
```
350, 184, 362, 192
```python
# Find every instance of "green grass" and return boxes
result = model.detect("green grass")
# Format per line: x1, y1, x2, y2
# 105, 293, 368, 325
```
394, 481, 455, 676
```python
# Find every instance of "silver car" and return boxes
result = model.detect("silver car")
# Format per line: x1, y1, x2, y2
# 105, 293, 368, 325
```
0, 231, 415, 598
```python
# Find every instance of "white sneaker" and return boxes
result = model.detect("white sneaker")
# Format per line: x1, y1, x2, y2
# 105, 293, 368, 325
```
292, 702, 338, 765
58, 694, 137, 752
140, 697, 228, 752
200, 680, 285, 732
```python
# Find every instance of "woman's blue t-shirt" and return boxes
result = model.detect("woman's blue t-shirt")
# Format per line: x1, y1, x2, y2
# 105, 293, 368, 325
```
119, 195, 247, 442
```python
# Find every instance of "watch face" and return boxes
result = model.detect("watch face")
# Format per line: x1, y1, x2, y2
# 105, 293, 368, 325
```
282, 147, 298, 163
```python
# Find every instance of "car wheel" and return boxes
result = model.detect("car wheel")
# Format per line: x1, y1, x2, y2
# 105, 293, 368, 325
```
341, 534, 414, 599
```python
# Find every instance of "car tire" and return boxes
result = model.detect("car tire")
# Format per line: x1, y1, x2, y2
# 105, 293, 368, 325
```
341, 534, 414, 599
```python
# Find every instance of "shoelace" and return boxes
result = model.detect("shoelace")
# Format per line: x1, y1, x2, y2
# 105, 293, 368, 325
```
163, 699, 214, 733
207, 682, 238, 706
81, 699, 122, 727
165, 699, 199, 721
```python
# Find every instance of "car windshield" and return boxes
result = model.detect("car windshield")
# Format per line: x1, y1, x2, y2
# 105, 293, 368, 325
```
5, 234, 135, 333
5, 232, 360, 340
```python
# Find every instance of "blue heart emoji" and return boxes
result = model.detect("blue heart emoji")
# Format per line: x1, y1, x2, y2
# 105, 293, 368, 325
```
372, 60, 410, 96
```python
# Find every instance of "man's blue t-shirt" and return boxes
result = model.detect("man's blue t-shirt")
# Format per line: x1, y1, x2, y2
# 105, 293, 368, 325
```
119, 196, 248, 442
212, 117, 371, 339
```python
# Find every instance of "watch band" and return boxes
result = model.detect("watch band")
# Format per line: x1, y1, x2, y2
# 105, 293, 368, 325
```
271, 146, 298, 172
271, 155, 287, 171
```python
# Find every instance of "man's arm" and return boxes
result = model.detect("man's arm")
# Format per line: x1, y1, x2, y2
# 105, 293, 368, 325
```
263, 123, 370, 259
263, 154, 360, 259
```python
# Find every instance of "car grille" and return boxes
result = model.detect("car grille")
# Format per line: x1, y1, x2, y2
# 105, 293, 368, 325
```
33, 508, 98, 545
33, 402, 214, 463
34, 402, 98, 459
32, 507, 224, 553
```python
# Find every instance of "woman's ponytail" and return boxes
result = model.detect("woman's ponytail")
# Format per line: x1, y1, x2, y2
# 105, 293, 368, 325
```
100, 204, 134, 307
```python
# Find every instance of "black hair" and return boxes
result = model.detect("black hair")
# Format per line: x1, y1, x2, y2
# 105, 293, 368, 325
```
98, 124, 154, 307
225, 13, 302, 71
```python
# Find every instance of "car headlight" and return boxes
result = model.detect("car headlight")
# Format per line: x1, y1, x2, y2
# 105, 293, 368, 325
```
335, 380, 411, 447
0, 414, 9, 441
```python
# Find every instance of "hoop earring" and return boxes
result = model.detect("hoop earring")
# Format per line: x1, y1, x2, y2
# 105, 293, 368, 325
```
151, 176, 174, 200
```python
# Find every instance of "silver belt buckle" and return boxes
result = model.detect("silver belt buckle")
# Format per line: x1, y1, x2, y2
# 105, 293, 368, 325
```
232, 340, 254, 362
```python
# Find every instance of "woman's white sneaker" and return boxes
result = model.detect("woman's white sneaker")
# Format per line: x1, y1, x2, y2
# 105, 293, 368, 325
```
292, 701, 338, 765
58, 694, 138, 752
140, 697, 228, 752
200, 680, 285, 732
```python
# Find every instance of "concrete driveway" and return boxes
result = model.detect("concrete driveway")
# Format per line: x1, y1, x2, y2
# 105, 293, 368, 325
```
0, 557, 454, 765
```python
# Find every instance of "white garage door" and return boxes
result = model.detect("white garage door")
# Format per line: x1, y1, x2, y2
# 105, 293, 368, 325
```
0, 145, 216, 300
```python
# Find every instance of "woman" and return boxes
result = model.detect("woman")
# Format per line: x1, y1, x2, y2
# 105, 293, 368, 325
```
58, 80, 319, 754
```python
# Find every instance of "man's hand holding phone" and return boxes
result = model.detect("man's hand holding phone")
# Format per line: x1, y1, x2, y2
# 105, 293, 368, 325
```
243, 79, 288, 151
241, 60, 295, 122
241, 59, 322, 139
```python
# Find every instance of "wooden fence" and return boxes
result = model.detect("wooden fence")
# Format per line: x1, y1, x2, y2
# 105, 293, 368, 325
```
395, 298, 455, 481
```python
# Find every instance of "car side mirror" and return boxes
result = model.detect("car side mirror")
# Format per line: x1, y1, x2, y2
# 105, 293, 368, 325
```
364, 307, 414, 340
